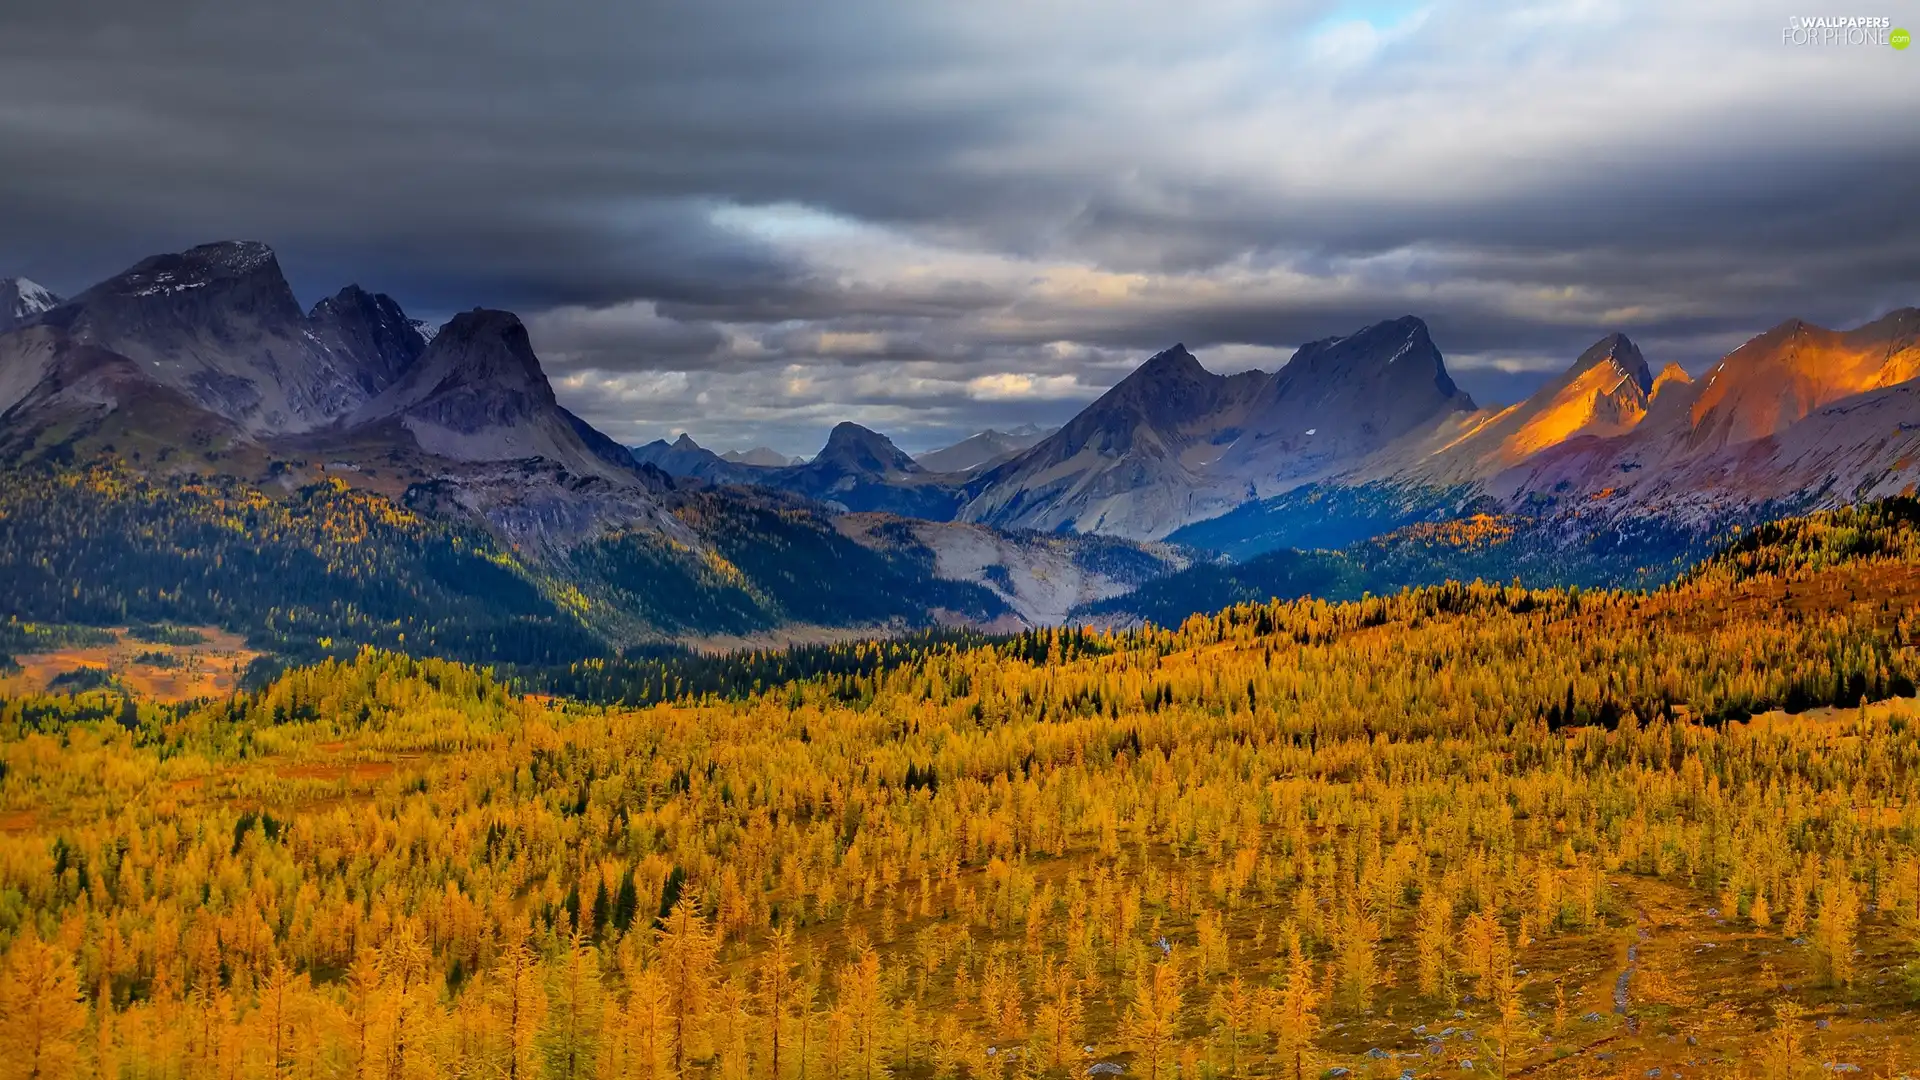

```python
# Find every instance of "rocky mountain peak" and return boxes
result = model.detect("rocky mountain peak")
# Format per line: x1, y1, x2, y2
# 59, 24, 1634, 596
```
1568, 333, 1652, 395
1106, 344, 1226, 403
405, 309, 553, 402
25, 239, 378, 433
307, 284, 428, 394
1284, 316, 1457, 392
1061, 343, 1255, 453
818, 422, 921, 477
1133, 343, 1201, 378
1652, 362, 1692, 391
1245, 316, 1474, 444
88, 240, 302, 323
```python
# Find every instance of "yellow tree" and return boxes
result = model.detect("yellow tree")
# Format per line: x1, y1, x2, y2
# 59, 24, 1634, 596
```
895, 998, 923, 1077
1206, 977, 1255, 1078
1333, 892, 1379, 1010
712, 977, 754, 1080
840, 947, 889, 1080
792, 972, 822, 1080
1812, 866, 1859, 988
1414, 885, 1451, 1000
1459, 910, 1499, 988
0, 931, 88, 1080
620, 966, 676, 1080
758, 925, 800, 1080
342, 950, 390, 1080
1030, 962, 1085, 1072
546, 929, 605, 1080
447, 972, 494, 1080
1758, 1001, 1810, 1080
380, 920, 432, 1080
657, 898, 719, 1075
929, 1015, 965, 1080
1273, 937, 1319, 1080
1482, 928, 1531, 1079
1122, 952, 1182, 1080
254, 955, 303, 1080
496, 932, 549, 1080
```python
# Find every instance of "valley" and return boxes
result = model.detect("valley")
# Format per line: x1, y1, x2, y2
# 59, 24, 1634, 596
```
0, 623, 258, 703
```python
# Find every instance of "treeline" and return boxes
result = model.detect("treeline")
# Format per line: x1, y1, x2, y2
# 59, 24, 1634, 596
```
515, 626, 1115, 707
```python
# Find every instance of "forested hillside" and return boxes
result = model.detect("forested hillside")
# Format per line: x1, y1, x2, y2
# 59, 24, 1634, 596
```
0, 465, 1012, 662
0, 467, 600, 664
1082, 509, 1746, 630
6, 501, 1920, 1076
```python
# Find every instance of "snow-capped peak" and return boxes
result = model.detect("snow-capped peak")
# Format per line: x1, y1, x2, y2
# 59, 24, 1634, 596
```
11, 278, 57, 313
0, 276, 63, 331
5, 276, 59, 312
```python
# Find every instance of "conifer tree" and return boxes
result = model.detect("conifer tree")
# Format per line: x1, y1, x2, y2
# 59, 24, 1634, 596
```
0, 931, 87, 1080
496, 931, 549, 1080
546, 929, 605, 1080
658, 898, 719, 1074
1122, 952, 1182, 1080
758, 925, 800, 1080
1273, 933, 1320, 1080
1813, 864, 1859, 988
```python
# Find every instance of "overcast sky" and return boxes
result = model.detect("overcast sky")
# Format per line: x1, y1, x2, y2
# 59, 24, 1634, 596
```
2, 0, 1917, 455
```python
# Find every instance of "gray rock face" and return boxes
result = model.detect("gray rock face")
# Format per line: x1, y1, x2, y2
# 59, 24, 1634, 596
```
813, 421, 923, 479
633, 433, 770, 483
355, 309, 553, 431
26, 241, 379, 433
633, 432, 721, 470
1217, 316, 1475, 479
967, 305, 1920, 549
635, 425, 965, 517
1471, 307, 1920, 524
959, 320, 1475, 540
307, 285, 430, 394
343, 308, 638, 479
954, 344, 1270, 538
0, 242, 645, 484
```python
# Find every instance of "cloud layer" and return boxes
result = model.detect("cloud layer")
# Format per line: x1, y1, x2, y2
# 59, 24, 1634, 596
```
3, 0, 1916, 454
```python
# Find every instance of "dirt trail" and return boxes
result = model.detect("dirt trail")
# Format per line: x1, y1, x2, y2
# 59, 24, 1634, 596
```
1515, 919, 1648, 1076
1614, 920, 1649, 1033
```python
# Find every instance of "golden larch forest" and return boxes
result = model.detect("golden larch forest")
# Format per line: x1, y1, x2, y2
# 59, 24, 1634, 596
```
9, 502, 1920, 1079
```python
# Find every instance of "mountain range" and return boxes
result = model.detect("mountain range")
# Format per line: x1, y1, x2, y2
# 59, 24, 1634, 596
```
631, 305, 1920, 559
6, 237, 1918, 653
914, 424, 1055, 473
721, 446, 802, 467
0, 241, 1182, 659
635, 423, 964, 518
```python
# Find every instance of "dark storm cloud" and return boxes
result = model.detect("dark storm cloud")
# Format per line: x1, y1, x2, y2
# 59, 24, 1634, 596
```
2, 0, 1917, 454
